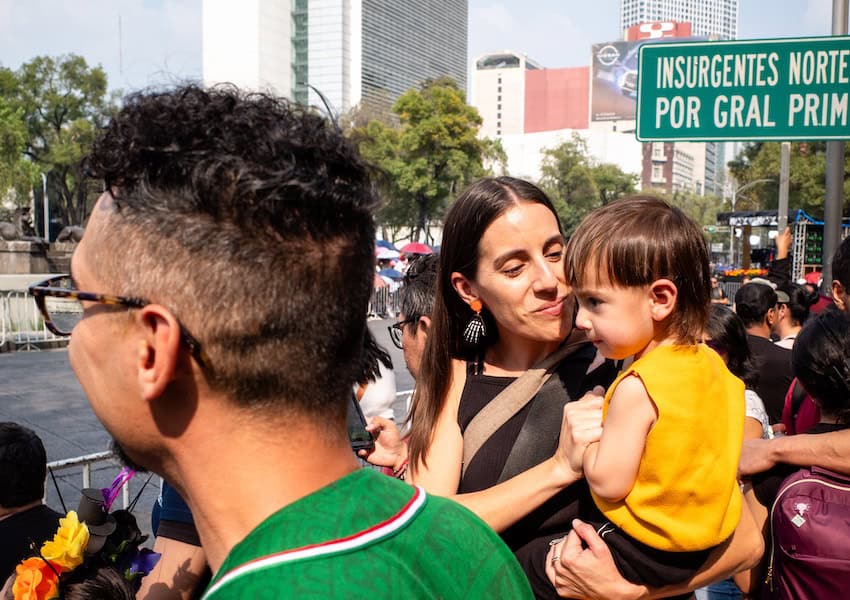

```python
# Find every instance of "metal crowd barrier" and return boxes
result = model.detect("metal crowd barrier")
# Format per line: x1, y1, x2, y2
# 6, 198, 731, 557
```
46, 451, 133, 510
720, 282, 741, 300
0, 289, 64, 351
368, 286, 401, 318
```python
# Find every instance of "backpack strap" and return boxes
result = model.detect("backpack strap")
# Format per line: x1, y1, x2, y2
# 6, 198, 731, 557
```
790, 378, 807, 425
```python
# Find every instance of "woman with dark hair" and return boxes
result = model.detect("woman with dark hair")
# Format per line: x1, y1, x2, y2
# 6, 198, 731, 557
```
742, 310, 850, 598
366, 178, 762, 599
700, 305, 771, 600
402, 176, 615, 597
704, 305, 770, 440
354, 328, 396, 421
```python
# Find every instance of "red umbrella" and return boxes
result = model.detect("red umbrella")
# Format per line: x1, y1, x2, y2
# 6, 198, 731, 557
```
400, 242, 432, 255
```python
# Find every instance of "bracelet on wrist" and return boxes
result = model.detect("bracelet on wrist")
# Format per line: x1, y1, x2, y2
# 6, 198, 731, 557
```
393, 457, 409, 480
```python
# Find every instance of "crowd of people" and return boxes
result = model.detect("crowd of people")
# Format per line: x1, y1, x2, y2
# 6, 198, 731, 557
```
1, 84, 849, 599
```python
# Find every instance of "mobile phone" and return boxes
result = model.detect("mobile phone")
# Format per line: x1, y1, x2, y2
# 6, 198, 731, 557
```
347, 392, 375, 452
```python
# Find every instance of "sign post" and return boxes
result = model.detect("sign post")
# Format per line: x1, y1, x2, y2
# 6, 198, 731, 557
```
637, 36, 850, 141
823, 0, 849, 290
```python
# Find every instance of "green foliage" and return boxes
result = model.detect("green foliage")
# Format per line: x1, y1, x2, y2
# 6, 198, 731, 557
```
352, 77, 491, 243
0, 95, 38, 203
539, 133, 638, 235
728, 141, 850, 216
0, 55, 118, 228
660, 190, 726, 228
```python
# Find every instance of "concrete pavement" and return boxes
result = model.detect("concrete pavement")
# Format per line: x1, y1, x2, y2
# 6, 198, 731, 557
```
0, 317, 413, 539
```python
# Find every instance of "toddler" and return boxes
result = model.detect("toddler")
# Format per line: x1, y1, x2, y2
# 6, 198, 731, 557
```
563, 196, 744, 588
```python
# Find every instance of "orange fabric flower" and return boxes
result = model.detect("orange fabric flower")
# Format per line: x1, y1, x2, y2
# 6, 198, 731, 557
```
41, 510, 89, 572
12, 557, 59, 600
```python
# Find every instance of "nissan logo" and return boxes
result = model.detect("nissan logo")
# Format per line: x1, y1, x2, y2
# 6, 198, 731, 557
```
596, 45, 620, 66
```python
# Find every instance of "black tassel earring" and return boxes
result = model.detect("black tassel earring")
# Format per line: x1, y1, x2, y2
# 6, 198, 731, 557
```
463, 299, 487, 346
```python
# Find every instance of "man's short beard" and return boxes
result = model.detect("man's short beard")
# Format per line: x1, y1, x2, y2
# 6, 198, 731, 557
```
109, 438, 148, 473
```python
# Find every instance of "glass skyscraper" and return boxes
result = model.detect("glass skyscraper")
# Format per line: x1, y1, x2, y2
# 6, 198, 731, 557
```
204, 0, 466, 115
620, 0, 739, 40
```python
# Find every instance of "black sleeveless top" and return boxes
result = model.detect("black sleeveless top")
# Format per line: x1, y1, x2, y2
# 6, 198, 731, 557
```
457, 343, 618, 598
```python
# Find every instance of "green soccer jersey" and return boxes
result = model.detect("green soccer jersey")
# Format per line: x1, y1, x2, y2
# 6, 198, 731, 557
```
202, 468, 532, 599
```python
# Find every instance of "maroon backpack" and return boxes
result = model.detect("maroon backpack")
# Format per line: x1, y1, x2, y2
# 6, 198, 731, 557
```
765, 466, 850, 599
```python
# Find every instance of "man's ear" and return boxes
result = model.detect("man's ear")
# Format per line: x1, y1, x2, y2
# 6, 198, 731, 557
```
450, 272, 479, 308
833, 280, 846, 310
134, 305, 184, 402
649, 279, 677, 322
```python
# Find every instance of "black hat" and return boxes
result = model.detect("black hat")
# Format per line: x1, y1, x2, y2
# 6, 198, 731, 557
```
76, 488, 117, 554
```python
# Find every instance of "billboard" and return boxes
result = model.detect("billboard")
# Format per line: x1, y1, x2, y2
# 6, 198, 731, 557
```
590, 35, 705, 122
590, 40, 643, 121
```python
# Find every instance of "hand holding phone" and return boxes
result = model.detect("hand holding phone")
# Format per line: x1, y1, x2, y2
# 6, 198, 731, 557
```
347, 393, 375, 452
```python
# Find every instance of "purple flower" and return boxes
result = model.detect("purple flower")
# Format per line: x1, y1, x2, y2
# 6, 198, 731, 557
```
129, 547, 161, 577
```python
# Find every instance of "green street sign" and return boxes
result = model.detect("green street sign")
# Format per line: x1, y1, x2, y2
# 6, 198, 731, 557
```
636, 36, 850, 141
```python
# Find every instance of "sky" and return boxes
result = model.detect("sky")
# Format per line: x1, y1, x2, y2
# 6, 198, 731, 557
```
0, 0, 845, 95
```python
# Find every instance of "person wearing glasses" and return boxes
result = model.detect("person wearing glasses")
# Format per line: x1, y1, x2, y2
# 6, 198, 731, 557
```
29, 86, 532, 599
387, 253, 439, 382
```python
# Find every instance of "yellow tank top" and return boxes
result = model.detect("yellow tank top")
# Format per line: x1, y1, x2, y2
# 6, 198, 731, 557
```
592, 344, 744, 551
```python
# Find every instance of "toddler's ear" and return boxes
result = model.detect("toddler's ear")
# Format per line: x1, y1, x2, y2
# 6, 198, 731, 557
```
649, 279, 677, 322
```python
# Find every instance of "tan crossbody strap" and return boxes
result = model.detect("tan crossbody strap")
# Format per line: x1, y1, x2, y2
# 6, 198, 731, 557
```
461, 328, 588, 477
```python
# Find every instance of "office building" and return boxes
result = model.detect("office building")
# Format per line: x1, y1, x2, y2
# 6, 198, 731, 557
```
471, 52, 542, 138
203, 0, 467, 115
620, 0, 738, 40
621, 1, 739, 195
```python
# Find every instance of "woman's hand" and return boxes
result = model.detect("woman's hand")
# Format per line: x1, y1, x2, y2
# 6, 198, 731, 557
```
359, 416, 408, 469
553, 388, 605, 484
546, 519, 647, 600
737, 438, 776, 479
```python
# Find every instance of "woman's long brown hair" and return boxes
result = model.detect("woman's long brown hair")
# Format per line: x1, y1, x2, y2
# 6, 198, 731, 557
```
406, 177, 561, 472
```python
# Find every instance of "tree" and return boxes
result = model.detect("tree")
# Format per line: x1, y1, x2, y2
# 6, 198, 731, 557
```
353, 78, 492, 243
661, 190, 725, 228
0, 55, 117, 228
0, 94, 38, 205
728, 141, 850, 216
591, 162, 640, 206
539, 133, 638, 235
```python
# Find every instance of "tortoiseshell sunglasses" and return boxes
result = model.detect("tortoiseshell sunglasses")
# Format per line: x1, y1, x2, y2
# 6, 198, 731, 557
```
28, 275, 209, 368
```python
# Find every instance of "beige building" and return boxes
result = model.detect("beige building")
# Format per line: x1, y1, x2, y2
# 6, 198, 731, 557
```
471, 52, 541, 139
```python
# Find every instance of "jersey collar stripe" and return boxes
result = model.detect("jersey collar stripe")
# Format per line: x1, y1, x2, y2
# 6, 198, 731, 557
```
203, 486, 427, 598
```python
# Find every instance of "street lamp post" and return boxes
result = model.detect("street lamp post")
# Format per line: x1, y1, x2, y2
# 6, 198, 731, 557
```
41, 173, 49, 242
726, 178, 773, 266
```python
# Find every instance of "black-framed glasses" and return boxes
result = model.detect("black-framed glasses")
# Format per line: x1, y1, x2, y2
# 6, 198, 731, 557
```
388, 317, 416, 350
28, 275, 209, 368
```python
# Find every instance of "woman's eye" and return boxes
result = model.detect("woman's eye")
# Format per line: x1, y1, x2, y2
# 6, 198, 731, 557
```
503, 265, 523, 277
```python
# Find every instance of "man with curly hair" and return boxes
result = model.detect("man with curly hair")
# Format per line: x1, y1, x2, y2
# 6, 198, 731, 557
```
59, 86, 530, 599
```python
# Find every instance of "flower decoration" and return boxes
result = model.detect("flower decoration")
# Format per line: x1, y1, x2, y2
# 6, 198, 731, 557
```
41, 510, 90, 571
13, 511, 89, 600
723, 268, 768, 278
12, 472, 160, 600
12, 558, 59, 600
